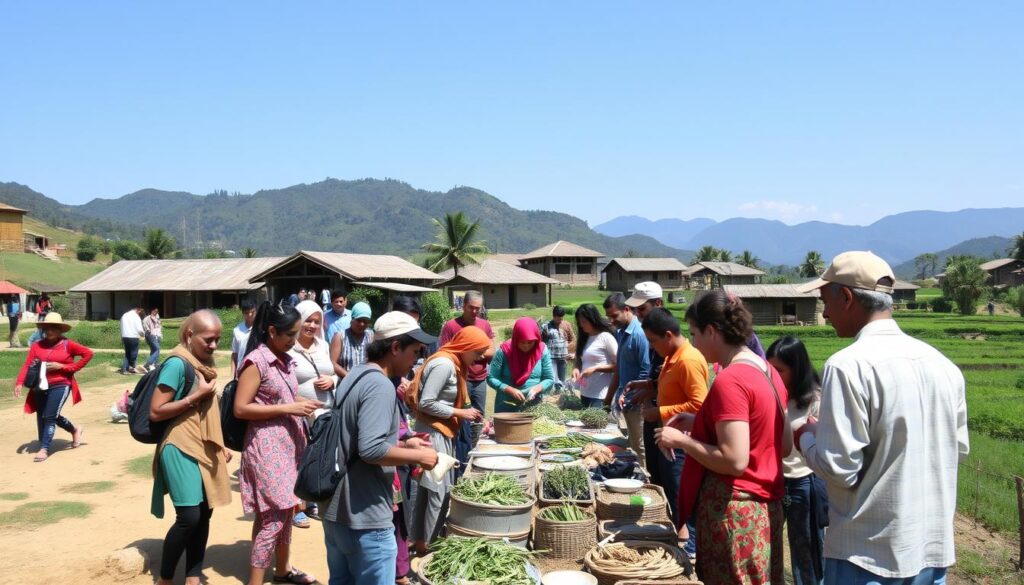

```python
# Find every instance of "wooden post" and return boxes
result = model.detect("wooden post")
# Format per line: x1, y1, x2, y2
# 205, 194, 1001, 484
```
1015, 476, 1024, 571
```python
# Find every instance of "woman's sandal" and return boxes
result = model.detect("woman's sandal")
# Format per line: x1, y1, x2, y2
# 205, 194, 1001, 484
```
33, 449, 49, 462
272, 568, 316, 584
72, 427, 85, 448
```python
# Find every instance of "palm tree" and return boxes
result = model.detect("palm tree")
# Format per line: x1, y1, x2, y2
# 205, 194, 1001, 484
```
144, 229, 177, 259
422, 212, 488, 277
242, 247, 258, 258
1008, 232, 1024, 261
737, 250, 760, 269
942, 257, 988, 315
717, 249, 733, 262
800, 251, 825, 278
693, 245, 719, 263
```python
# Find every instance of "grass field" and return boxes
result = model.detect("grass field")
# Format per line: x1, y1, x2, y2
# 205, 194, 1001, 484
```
0, 252, 105, 290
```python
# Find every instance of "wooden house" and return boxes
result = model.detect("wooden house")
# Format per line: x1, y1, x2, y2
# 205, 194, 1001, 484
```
602, 258, 688, 293
721, 284, 821, 326
0, 202, 27, 252
519, 241, 604, 286
438, 259, 558, 309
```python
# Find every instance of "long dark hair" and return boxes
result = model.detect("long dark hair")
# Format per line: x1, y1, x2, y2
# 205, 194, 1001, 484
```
574, 303, 616, 366
244, 300, 301, 357
765, 335, 820, 410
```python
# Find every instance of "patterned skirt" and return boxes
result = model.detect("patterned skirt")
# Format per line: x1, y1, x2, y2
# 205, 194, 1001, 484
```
695, 473, 785, 585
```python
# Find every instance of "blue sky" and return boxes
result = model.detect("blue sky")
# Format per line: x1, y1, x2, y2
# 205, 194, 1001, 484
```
1, 1, 1021, 226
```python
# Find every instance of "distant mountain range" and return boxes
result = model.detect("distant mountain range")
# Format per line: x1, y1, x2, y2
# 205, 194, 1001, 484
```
595, 210, 1024, 266
890, 235, 1013, 279
0, 180, 695, 260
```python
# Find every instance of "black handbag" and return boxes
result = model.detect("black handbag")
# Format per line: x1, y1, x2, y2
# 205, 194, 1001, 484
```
23, 359, 42, 389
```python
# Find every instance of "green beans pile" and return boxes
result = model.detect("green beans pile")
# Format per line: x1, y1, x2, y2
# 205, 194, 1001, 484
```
525, 402, 566, 422
544, 433, 592, 449
532, 417, 566, 436
425, 536, 535, 585
539, 502, 588, 522
542, 464, 591, 501
452, 473, 530, 506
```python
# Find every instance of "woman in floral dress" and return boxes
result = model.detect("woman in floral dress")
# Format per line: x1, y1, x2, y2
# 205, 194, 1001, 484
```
235, 301, 324, 585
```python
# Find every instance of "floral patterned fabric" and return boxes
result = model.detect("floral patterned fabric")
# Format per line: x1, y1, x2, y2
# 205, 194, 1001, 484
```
239, 344, 307, 514
696, 472, 785, 585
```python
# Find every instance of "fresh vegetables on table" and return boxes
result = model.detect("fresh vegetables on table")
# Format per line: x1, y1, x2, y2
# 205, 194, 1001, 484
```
579, 407, 610, 428
425, 536, 536, 585
538, 502, 589, 522
532, 417, 566, 437
524, 402, 566, 422
557, 393, 583, 411
581, 442, 615, 468
452, 472, 531, 506
543, 433, 592, 449
542, 464, 591, 501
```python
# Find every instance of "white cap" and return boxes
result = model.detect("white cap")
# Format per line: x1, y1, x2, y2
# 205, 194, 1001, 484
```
372, 311, 438, 344
625, 281, 663, 308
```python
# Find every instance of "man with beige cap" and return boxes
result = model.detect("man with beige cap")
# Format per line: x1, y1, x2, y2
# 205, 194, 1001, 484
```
795, 251, 968, 584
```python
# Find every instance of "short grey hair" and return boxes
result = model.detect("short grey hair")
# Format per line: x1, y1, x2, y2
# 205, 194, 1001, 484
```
464, 290, 484, 304
827, 283, 893, 313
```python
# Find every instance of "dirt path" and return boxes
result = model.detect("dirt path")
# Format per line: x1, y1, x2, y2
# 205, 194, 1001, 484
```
0, 363, 330, 584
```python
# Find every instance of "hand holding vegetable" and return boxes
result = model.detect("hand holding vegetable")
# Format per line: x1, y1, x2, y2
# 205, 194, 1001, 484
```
527, 384, 543, 401
505, 387, 526, 403
458, 407, 484, 421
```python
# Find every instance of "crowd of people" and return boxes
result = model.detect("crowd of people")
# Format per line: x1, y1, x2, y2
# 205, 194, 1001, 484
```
8, 250, 970, 585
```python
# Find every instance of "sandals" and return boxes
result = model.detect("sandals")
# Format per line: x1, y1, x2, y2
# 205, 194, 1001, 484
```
72, 427, 85, 448
304, 504, 319, 520
272, 568, 316, 584
33, 449, 49, 462
292, 511, 311, 529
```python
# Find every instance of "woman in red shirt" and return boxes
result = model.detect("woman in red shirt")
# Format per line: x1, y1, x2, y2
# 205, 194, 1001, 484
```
14, 313, 94, 462
656, 290, 792, 584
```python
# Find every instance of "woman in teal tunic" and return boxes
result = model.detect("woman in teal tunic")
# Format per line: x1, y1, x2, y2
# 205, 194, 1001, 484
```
488, 317, 555, 413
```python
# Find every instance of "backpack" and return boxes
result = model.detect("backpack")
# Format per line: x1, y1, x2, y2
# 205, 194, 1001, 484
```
219, 379, 246, 451
127, 356, 196, 444
294, 369, 375, 503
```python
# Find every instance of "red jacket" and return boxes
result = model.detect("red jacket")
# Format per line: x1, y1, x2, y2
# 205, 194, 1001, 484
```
17, 338, 94, 414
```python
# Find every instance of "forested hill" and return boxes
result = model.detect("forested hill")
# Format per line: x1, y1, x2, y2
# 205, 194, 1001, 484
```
0, 182, 138, 239
5, 179, 694, 259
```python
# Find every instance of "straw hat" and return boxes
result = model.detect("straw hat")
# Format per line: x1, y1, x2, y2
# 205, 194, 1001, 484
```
37, 312, 72, 333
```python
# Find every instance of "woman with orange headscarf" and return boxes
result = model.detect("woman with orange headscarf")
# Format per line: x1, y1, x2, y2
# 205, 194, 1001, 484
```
406, 325, 490, 554
488, 317, 556, 414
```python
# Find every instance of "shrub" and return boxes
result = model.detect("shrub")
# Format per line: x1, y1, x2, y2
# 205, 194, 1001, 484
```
111, 240, 148, 262
1005, 285, 1024, 318
76, 236, 100, 261
347, 287, 387, 321
419, 292, 452, 336
930, 297, 954, 313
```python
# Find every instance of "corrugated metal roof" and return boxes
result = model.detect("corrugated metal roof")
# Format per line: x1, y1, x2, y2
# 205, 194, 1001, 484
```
70, 257, 285, 292
352, 281, 439, 293
684, 261, 766, 277
603, 257, 688, 273
724, 284, 820, 298
488, 253, 525, 266
893, 279, 920, 291
980, 258, 1022, 271
438, 260, 560, 285
0, 202, 28, 213
519, 240, 604, 260
250, 250, 440, 282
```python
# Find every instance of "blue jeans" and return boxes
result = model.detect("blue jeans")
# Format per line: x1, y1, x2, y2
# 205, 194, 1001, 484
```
552, 357, 567, 386
824, 559, 947, 585
323, 522, 397, 585
34, 384, 75, 451
121, 337, 140, 370
145, 334, 161, 367
467, 378, 487, 447
785, 474, 827, 585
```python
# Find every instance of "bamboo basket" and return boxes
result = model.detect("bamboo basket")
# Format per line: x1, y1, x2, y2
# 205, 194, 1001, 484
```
598, 519, 678, 545
595, 484, 671, 523
445, 522, 530, 549
614, 579, 703, 585
584, 541, 691, 585
532, 506, 598, 559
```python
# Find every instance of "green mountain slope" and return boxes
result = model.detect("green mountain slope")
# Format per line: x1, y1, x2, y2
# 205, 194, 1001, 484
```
0, 182, 139, 239
891, 235, 1014, 279
71, 178, 694, 259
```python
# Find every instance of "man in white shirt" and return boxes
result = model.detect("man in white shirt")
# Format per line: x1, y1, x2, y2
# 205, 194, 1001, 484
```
119, 306, 145, 374
231, 299, 257, 377
796, 251, 969, 584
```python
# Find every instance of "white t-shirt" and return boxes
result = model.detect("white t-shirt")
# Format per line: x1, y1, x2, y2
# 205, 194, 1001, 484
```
231, 322, 252, 374
289, 339, 338, 419
578, 332, 618, 399
783, 392, 820, 478
119, 310, 144, 338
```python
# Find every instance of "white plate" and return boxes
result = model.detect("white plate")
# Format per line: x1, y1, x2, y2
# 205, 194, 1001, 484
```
603, 478, 644, 493
472, 456, 534, 471
541, 570, 598, 585
565, 421, 584, 428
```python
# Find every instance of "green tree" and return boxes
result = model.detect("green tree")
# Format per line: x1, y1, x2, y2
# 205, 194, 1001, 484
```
1008, 232, 1024, 261
941, 257, 988, 315
76, 236, 100, 262
1005, 285, 1024, 317
242, 247, 258, 258
419, 291, 453, 336
111, 240, 148, 262
144, 228, 177, 259
693, 246, 719, 263
717, 249, 734, 262
422, 212, 488, 277
914, 252, 939, 279
737, 250, 760, 269
203, 249, 227, 259
800, 251, 825, 278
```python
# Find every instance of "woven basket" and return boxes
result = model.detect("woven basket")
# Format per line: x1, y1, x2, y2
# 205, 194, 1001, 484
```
493, 413, 534, 444
614, 580, 703, 585
445, 522, 530, 549
416, 553, 542, 585
532, 506, 598, 559
595, 484, 671, 522
584, 541, 691, 585
598, 519, 678, 545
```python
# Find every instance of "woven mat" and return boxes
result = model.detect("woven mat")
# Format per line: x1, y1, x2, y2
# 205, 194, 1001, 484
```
598, 485, 666, 506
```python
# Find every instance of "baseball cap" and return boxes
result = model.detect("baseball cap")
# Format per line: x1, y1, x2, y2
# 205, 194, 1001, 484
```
796, 251, 896, 294
373, 311, 437, 344
625, 281, 663, 308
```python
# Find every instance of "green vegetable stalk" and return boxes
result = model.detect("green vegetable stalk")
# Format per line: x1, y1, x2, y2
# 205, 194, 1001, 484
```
452, 472, 530, 506
542, 464, 591, 501
425, 536, 536, 585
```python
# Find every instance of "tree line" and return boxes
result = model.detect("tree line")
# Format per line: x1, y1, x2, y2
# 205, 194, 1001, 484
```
77, 229, 259, 263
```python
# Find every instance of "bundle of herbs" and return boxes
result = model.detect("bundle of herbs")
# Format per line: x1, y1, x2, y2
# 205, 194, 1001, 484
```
451, 473, 530, 506
542, 464, 591, 501
425, 536, 536, 585
538, 502, 589, 522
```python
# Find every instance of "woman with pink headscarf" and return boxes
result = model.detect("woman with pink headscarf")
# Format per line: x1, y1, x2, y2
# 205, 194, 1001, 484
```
487, 317, 556, 413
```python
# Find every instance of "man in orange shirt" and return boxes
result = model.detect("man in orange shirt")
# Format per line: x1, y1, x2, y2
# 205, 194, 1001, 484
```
640, 307, 709, 556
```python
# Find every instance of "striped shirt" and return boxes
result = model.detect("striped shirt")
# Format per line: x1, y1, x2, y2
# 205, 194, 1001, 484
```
799, 319, 969, 578
338, 328, 373, 373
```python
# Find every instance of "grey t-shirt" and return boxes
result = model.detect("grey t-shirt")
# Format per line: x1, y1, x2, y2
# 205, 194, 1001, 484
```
323, 363, 400, 530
